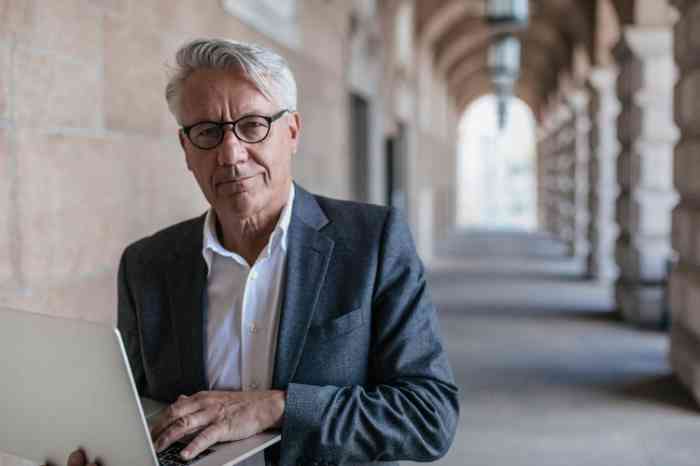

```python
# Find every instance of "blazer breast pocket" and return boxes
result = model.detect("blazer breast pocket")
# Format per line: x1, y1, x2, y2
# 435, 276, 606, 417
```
308, 307, 366, 342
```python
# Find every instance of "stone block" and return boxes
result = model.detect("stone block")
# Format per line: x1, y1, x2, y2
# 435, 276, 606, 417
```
128, 0, 258, 41
0, 40, 8, 120
671, 204, 693, 259
0, 128, 15, 289
125, 136, 207, 236
616, 150, 632, 190
13, 131, 133, 288
615, 237, 672, 282
7, 130, 207, 320
681, 269, 700, 337
634, 142, 674, 190
675, 69, 700, 136
103, 16, 176, 135
668, 264, 688, 323
674, 2, 700, 70
588, 253, 619, 283
669, 323, 700, 405
86, 0, 128, 17
672, 139, 700, 199
615, 280, 667, 328
13, 47, 101, 129
618, 144, 675, 192
3, 0, 102, 63
615, 190, 676, 237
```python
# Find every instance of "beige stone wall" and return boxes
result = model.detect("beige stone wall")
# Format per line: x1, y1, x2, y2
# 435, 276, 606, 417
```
0, 2, 349, 463
0, 0, 356, 325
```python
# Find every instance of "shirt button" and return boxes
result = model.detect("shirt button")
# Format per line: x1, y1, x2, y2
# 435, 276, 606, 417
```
249, 323, 260, 334
250, 270, 258, 280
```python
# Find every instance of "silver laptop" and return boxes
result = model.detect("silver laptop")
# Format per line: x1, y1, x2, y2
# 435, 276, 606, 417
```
0, 306, 280, 465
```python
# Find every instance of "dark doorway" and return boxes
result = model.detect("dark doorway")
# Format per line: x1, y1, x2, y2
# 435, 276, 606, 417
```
349, 93, 370, 202
385, 123, 407, 211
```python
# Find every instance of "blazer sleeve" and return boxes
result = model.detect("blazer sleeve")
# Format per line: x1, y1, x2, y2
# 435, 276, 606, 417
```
280, 208, 460, 466
116, 245, 148, 396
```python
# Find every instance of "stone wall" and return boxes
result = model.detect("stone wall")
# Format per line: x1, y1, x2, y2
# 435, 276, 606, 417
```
613, 26, 678, 327
0, 1, 459, 464
587, 66, 620, 282
669, 0, 700, 406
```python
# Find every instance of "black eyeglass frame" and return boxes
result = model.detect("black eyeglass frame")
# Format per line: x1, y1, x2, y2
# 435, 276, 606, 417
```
181, 109, 290, 150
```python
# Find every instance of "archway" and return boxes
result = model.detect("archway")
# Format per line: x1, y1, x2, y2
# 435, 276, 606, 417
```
456, 94, 537, 230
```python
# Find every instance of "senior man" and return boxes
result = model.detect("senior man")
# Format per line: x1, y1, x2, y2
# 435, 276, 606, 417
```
57, 38, 458, 466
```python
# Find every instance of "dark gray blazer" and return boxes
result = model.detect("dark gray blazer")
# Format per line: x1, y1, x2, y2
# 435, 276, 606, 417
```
117, 185, 459, 466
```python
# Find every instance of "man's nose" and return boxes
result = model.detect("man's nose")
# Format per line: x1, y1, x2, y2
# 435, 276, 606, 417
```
217, 126, 248, 166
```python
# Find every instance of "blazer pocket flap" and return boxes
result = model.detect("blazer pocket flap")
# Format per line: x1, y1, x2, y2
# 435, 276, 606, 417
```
310, 307, 365, 341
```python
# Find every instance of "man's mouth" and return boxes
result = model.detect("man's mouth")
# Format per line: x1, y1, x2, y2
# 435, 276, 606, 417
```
216, 175, 256, 187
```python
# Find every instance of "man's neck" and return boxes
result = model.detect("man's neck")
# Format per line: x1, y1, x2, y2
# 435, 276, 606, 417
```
213, 184, 290, 265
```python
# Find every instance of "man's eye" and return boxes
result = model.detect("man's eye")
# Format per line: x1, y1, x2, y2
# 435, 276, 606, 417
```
196, 126, 219, 137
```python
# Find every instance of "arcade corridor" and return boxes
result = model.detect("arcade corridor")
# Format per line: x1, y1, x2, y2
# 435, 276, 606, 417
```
3, 0, 700, 464
428, 231, 698, 465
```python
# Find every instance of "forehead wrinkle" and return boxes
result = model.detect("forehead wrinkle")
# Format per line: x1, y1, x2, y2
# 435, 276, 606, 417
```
181, 70, 274, 124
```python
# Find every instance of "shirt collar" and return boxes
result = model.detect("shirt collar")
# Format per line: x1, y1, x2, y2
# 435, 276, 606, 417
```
202, 183, 295, 272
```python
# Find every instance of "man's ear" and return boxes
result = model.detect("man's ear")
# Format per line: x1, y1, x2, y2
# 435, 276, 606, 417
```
289, 112, 302, 155
179, 130, 193, 171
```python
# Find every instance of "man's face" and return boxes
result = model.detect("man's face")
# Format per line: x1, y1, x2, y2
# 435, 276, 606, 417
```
178, 68, 300, 220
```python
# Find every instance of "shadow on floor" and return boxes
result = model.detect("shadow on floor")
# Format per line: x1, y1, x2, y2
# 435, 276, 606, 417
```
615, 375, 698, 414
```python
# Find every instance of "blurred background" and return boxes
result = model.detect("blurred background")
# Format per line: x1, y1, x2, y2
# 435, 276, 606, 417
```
1, 0, 699, 464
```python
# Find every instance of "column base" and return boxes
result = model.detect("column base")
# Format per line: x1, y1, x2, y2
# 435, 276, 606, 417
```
615, 281, 669, 328
587, 255, 619, 283
670, 323, 700, 407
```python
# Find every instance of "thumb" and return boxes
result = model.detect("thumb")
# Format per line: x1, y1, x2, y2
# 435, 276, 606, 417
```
67, 449, 87, 466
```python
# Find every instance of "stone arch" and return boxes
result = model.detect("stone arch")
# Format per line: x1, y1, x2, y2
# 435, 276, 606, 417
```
416, 0, 485, 46
456, 94, 539, 229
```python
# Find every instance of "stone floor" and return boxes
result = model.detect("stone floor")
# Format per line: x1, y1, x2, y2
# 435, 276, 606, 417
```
424, 230, 699, 466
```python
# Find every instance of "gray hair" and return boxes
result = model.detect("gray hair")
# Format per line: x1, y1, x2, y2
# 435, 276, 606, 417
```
165, 38, 298, 123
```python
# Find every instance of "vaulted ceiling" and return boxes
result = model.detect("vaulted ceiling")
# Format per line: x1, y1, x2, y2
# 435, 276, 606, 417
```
412, 0, 607, 116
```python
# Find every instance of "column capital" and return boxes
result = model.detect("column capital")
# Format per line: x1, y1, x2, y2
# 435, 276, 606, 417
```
613, 27, 673, 63
564, 88, 589, 113
587, 66, 618, 92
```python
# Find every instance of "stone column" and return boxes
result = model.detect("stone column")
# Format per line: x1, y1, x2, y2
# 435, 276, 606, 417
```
536, 126, 547, 231
587, 67, 621, 282
553, 104, 575, 246
670, 0, 700, 404
614, 27, 679, 327
537, 115, 559, 236
566, 90, 592, 259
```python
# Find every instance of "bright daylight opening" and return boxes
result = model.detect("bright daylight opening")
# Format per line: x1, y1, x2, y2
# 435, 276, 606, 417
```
456, 94, 537, 231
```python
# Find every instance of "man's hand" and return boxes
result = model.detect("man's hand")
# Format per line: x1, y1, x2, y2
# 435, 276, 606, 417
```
41, 448, 99, 466
150, 390, 286, 461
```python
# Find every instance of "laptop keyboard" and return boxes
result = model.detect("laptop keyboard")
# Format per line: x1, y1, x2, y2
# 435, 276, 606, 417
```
157, 441, 215, 466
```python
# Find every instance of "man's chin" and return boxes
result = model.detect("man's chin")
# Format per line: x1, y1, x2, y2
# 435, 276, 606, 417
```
217, 193, 262, 218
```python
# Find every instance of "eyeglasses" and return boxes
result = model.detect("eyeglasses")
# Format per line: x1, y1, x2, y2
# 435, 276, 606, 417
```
182, 109, 290, 150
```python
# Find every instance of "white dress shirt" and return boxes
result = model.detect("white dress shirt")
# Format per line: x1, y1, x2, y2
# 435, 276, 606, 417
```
201, 186, 294, 466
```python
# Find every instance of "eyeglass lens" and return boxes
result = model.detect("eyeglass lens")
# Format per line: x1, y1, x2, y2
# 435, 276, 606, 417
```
189, 115, 271, 148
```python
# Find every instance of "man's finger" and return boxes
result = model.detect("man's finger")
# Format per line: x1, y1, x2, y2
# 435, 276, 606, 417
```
180, 422, 226, 461
67, 449, 86, 466
153, 407, 213, 453
150, 395, 202, 441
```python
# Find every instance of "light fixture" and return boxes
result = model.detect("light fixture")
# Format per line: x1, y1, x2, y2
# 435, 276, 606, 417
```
486, 0, 529, 27
488, 34, 521, 130
485, 0, 528, 129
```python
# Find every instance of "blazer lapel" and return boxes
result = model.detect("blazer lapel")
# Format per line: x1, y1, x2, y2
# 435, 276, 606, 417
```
272, 187, 334, 389
166, 215, 209, 397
